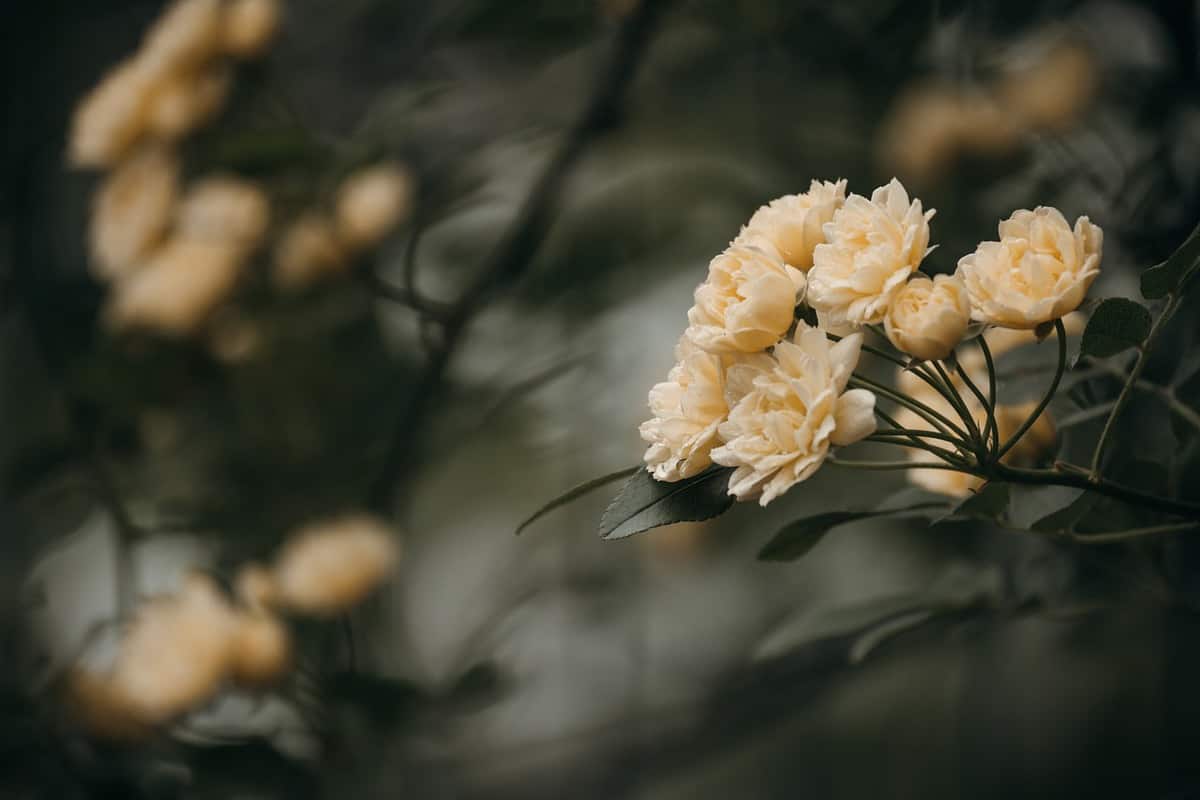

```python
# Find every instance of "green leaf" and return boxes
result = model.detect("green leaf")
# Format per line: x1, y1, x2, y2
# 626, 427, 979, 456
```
935, 481, 1010, 524
598, 467, 734, 540
1141, 221, 1200, 299
515, 466, 639, 535
1079, 298, 1152, 359
758, 500, 948, 562
1006, 484, 1090, 531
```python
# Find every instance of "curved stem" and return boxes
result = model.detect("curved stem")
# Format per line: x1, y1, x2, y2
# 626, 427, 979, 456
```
1090, 296, 1181, 478
1068, 520, 1200, 544
993, 463, 1200, 519
996, 318, 1066, 461
829, 456, 978, 473
954, 349, 995, 451
849, 374, 969, 441
931, 359, 984, 454
976, 335, 999, 456
873, 406, 975, 459
865, 434, 972, 467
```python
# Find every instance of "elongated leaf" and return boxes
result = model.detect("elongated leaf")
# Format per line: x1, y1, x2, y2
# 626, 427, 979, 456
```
515, 466, 639, 535
758, 501, 948, 562
598, 466, 734, 540
1079, 298, 1152, 359
1141, 220, 1200, 299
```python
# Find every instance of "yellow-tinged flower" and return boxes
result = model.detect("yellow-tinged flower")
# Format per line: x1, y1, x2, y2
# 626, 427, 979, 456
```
229, 612, 290, 687
640, 336, 771, 482
223, 0, 283, 58
140, 0, 225, 76
712, 324, 876, 506
145, 66, 231, 139
335, 163, 413, 251
272, 213, 349, 290
107, 237, 243, 335
89, 146, 180, 281
176, 175, 270, 254
68, 58, 158, 168
809, 178, 935, 327
997, 42, 1096, 132
735, 179, 847, 271
273, 515, 398, 616
884, 273, 971, 361
957, 206, 1101, 329
107, 574, 238, 725
685, 243, 806, 354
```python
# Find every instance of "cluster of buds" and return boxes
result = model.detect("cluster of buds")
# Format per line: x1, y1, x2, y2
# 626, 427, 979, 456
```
68, 514, 397, 740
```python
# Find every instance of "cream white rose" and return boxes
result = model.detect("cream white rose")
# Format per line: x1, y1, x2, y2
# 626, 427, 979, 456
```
640, 336, 771, 481
809, 178, 935, 327
884, 273, 971, 361
956, 206, 1101, 329
735, 179, 847, 271
711, 324, 877, 506
686, 244, 806, 354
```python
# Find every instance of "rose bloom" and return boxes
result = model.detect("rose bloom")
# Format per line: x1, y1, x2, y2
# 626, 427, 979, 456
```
712, 324, 877, 506
686, 244, 806, 354
223, 0, 282, 58
957, 206, 1101, 329
335, 163, 414, 251
229, 612, 291, 687
89, 146, 180, 281
145, 66, 231, 139
640, 335, 771, 481
272, 213, 349, 290
108, 574, 238, 725
736, 179, 847, 271
809, 178, 935, 327
273, 515, 398, 616
139, 0, 224, 77
176, 175, 270, 254
884, 273, 971, 361
107, 237, 243, 335
68, 59, 158, 168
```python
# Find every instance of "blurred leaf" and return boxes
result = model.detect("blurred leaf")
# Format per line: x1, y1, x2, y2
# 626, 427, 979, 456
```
1008, 484, 1090, 531
758, 500, 948, 562
1141, 220, 1200, 299
935, 481, 1009, 524
516, 465, 638, 535
1079, 298, 1152, 359
599, 466, 734, 540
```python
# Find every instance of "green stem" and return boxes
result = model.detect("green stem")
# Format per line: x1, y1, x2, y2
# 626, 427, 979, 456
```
873, 406, 974, 459
996, 318, 1066, 462
865, 434, 972, 467
1068, 521, 1200, 544
1083, 355, 1200, 435
976, 336, 1000, 456
828, 456, 978, 473
849, 374, 969, 441
1090, 296, 1181, 478
930, 359, 984, 454
993, 463, 1200, 519
955, 347, 996, 452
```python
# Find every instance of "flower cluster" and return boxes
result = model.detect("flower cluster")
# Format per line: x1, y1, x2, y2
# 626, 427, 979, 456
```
640, 176, 1102, 506
69, 0, 413, 342
69, 514, 398, 739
